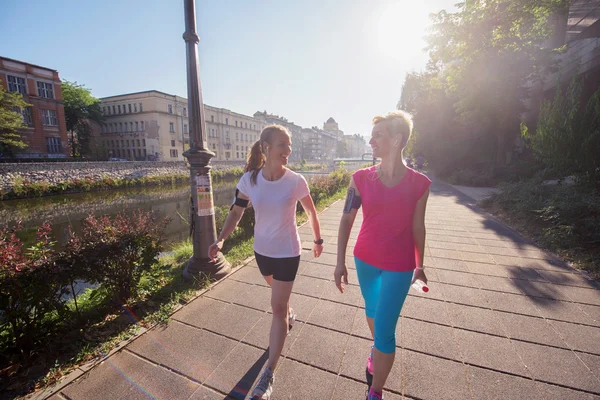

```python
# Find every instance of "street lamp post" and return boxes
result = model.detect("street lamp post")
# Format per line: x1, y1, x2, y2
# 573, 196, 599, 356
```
182, 0, 230, 280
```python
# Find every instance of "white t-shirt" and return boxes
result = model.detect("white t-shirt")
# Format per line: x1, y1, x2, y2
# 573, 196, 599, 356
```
236, 168, 310, 258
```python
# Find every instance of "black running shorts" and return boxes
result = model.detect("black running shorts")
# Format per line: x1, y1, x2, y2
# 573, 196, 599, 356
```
254, 252, 301, 282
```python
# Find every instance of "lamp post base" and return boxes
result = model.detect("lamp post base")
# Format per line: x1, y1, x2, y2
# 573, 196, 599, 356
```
183, 252, 230, 281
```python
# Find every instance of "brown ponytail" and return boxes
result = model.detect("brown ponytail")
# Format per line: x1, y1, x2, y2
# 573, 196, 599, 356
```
245, 124, 290, 185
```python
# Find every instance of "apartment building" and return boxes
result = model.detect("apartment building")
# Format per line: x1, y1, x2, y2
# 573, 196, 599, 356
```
0, 56, 69, 158
95, 90, 265, 161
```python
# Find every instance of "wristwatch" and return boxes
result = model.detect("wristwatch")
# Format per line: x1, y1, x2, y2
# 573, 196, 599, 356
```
314, 238, 324, 245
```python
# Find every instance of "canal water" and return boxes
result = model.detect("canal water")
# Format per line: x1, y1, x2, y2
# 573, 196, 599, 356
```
0, 170, 339, 248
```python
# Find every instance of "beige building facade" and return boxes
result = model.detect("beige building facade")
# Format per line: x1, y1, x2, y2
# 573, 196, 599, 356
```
94, 90, 265, 161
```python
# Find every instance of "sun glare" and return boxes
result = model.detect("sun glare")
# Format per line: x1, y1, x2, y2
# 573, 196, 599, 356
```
375, 2, 431, 60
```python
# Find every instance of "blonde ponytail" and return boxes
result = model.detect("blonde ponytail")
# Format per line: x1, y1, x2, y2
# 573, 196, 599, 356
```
245, 124, 290, 185
246, 140, 266, 185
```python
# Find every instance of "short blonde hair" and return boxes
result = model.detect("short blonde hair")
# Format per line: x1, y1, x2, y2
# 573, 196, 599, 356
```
372, 110, 413, 149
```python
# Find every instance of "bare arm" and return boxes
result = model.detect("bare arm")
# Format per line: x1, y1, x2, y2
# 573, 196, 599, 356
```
412, 188, 430, 282
208, 191, 249, 259
334, 177, 361, 292
299, 194, 324, 258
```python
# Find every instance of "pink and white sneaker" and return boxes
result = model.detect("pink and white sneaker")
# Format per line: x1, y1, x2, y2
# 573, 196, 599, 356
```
366, 345, 374, 375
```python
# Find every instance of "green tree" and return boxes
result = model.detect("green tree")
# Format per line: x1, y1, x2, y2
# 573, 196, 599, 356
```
404, 0, 569, 171
0, 85, 30, 156
336, 140, 349, 158
62, 80, 104, 157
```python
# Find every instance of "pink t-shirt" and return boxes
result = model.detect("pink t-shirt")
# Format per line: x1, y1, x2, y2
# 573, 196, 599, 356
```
353, 166, 431, 272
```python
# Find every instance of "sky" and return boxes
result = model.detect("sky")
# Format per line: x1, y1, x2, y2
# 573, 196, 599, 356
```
0, 0, 456, 137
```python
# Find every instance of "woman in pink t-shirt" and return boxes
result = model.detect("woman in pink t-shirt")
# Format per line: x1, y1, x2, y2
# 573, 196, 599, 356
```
335, 111, 431, 400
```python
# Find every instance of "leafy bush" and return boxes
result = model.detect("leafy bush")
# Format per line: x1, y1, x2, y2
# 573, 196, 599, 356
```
0, 223, 68, 352
482, 177, 600, 275
64, 211, 168, 302
523, 75, 600, 183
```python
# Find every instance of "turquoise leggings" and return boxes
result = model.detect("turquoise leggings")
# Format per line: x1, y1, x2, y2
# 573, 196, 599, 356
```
355, 257, 413, 354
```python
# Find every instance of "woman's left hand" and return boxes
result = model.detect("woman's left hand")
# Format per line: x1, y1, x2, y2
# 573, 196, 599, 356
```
313, 243, 324, 258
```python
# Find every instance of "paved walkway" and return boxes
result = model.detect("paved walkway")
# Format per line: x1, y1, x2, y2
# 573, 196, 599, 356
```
40, 180, 600, 399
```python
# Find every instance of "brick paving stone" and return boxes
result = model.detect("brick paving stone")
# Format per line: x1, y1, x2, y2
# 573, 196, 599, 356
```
535, 298, 598, 325
291, 274, 328, 298
468, 365, 544, 400
535, 382, 600, 400
436, 269, 481, 288
483, 291, 541, 317
331, 376, 404, 400
577, 352, 600, 382
428, 234, 478, 245
351, 309, 373, 340
439, 283, 490, 308
579, 303, 600, 325
475, 276, 523, 294
535, 269, 598, 288
288, 292, 319, 322
495, 312, 566, 348
553, 285, 600, 306
229, 265, 269, 286
188, 386, 225, 400
401, 317, 460, 360
241, 315, 304, 353
430, 257, 472, 272
271, 358, 337, 399
445, 303, 506, 336
454, 329, 528, 376
549, 320, 600, 355
287, 324, 348, 373
173, 298, 263, 340
205, 279, 272, 311
504, 265, 547, 281
466, 262, 512, 278
512, 340, 600, 392
298, 261, 334, 280
62, 350, 199, 400
402, 296, 453, 326
320, 281, 363, 306
306, 299, 357, 332
204, 342, 266, 397
127, 321, 236, 383
403, 350, 472, 400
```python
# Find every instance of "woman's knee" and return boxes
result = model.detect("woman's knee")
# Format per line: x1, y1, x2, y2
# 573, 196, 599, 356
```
374, 332, 396, 354
271, 302, 288, 319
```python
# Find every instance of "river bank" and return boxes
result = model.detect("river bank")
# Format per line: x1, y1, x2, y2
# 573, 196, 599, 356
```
0, 161, 245, 200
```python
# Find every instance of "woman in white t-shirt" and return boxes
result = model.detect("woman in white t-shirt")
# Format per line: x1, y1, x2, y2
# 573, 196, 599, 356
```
208, 124, 324, 399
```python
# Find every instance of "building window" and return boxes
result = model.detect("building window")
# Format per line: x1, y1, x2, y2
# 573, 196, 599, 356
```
128, 104, 132, 113
135, 121, 139, 131
169, 122, 175, 132
170, 149, 178, 158
142, 139, 146, 146
41, 109, 58, 126
37, 81, 54, 98
130, 122, 133, 132
139, 103, 143, 112
184, 124, 188, 134
235, 121, 238, 127
237, 152, 240, 158
236, 133, 239, 140
141, 121, 145, 131
245, 122, 248, 129
7, 75, 27, 94
137, 139, 140, 147
46, 137, 61, 153
211, 115, 214, 122
126, 140, 130, 147
236, 145, 239, 150
171, 140, 176, 147
168, 104, 173, 114
212, 143, 216, 149
15, 107, 33, 125
143, 149, 147, 157
119, 122, 123, 132
245, 133, 248, 141
226, 118, 228, 125
183, 107, 187, 116
134, 103, 138, 112
112, 105, 116, 114
103, 106, 107, 115
118, 105, 122, 114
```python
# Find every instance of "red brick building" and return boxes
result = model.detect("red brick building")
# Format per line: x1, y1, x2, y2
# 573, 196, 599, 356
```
0, 56, 69, 158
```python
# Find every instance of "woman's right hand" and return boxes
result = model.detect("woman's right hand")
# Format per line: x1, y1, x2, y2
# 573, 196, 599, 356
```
208, 239, 224, 261
334, 263, 349, 293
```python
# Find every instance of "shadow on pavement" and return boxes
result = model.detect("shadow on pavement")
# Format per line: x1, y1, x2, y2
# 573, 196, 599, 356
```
225, 348, 269, 399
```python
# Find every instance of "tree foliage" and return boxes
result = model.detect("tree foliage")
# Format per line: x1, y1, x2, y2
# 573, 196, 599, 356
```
523, 75, 600, 183
62, 80, 103, 157
401, 0, 569, 174
0, 85, 30, 155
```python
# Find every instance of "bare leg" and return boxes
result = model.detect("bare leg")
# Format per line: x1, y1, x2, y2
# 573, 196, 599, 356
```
265, 279, 294, 371
371, 349, 395, 393
367, 316, 375, 339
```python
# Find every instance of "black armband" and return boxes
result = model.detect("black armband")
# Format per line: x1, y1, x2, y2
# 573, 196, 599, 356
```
230, 189, 249, 210
343, 187, 361, 214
